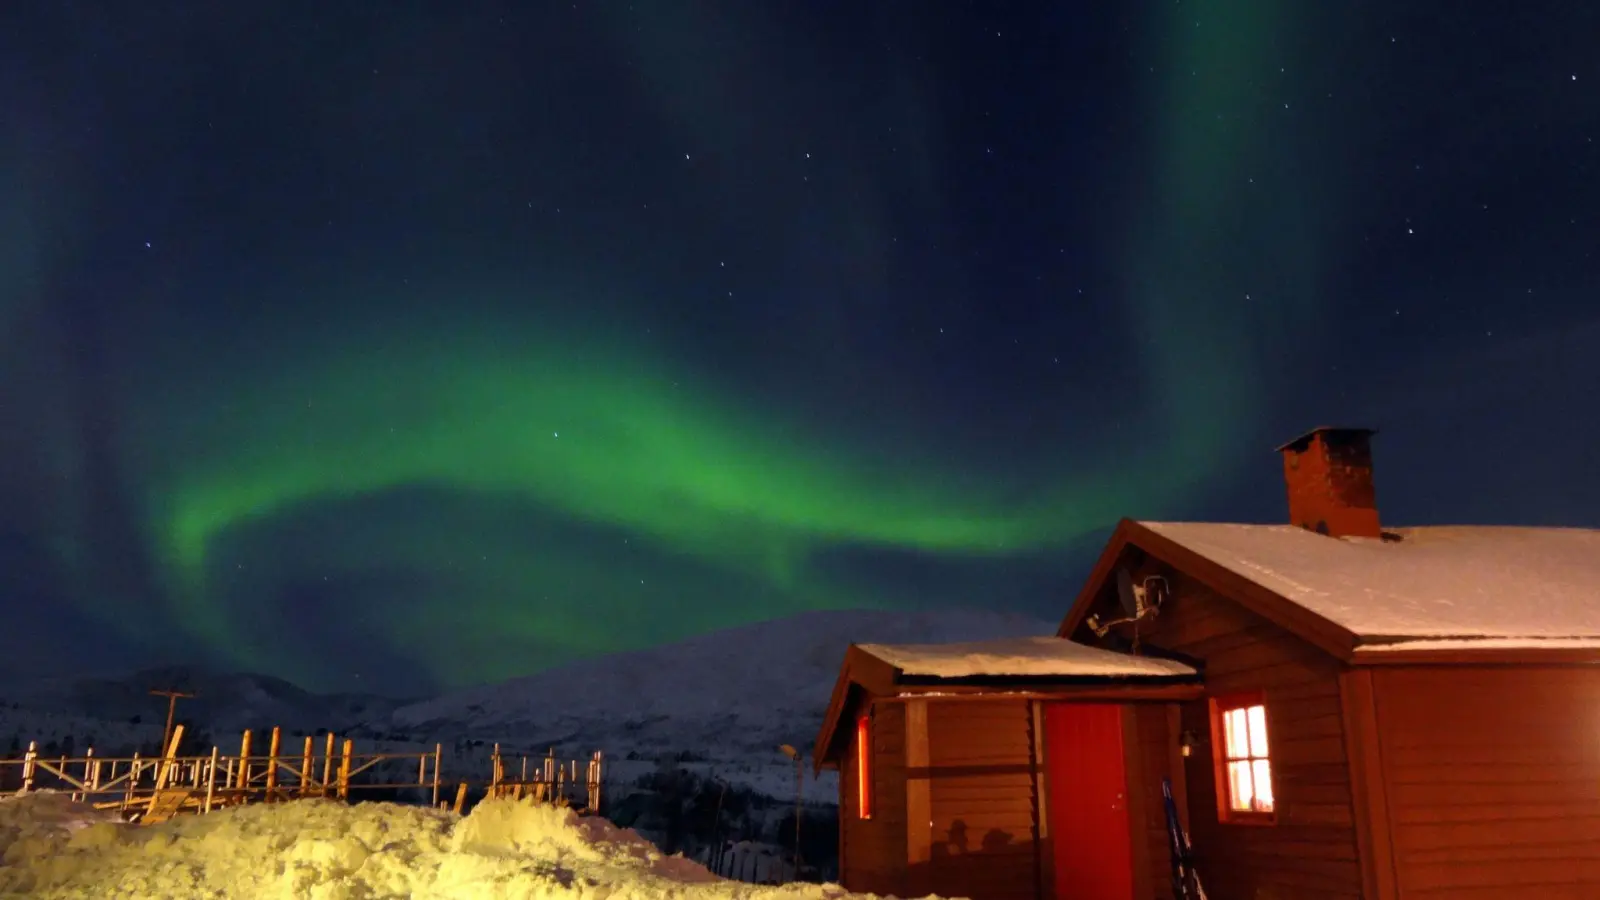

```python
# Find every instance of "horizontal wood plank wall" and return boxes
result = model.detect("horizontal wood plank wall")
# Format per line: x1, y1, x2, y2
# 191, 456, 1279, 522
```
1128, 573, 1364, 900
925, 699, 1040, 900
1134, 704, 1179, 900
841, 701, 908, 896
1373, 666, 1600, 899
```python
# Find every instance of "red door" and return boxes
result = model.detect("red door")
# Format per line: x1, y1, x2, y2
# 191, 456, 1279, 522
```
1044, 703, 1134, 900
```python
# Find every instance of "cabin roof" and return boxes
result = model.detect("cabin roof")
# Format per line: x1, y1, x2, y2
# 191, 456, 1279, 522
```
811, 635, 1200, 772
1059, 519, 1600, 661
856, 635, 1196, 679
1144, 522, 1600, 639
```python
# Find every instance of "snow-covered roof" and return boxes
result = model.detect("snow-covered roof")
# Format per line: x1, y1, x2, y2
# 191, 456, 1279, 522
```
1142, 522, 1600, 640
856, 636, 1197, 679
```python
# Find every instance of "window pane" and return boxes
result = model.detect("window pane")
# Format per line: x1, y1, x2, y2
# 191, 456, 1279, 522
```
1246, 705, 1269, 758
1224, 708, 1247, 759
856, 715, 871, 819
1252, 759, 1275, 812
1227, 760, 1254, 811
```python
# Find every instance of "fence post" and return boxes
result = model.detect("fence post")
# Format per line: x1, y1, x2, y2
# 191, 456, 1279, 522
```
237, 730, 252, 790
301, 736, 314, 797
321, 733, 336, 798
337, 739, 353, 800
124, 752, 140, 811
431, 744, 442, 807
265, 727, 281, 802
155, 724, 185, 791
204, 746, 220, 813
20, 742, 36, 793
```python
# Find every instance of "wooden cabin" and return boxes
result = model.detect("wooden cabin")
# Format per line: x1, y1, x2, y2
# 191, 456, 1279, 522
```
814, 427, 1600, 900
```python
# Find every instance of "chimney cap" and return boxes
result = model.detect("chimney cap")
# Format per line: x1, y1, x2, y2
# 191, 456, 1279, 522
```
1274, 426, 1378, 454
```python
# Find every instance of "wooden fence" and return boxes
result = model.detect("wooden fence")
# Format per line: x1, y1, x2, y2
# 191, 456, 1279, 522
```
0, 724, 444, 823
0, 726, 605, 826
485, 743, 604, 812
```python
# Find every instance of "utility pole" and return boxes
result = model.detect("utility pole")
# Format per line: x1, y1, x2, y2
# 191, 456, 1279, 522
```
149, 689, 195, 751
780, 744, 804, 878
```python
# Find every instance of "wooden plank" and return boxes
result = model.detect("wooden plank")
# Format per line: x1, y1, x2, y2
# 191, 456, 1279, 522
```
1123, 705, 1155, 900
140, 789, 193, 825
1030, 701, 1052, 900
904, 699, 931, 898
1166, 703, 1190, 833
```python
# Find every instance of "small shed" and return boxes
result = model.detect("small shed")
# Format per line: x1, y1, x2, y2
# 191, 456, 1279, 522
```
812, 637, 1201, 900
815, 427, 1600, 900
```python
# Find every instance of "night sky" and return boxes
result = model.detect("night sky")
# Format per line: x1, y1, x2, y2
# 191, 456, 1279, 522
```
3, 2, 1597, 695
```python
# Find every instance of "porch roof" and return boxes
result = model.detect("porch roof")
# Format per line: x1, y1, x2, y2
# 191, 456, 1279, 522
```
811, 636, 1199, 772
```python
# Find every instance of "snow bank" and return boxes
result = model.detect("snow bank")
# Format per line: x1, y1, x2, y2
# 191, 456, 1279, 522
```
0, 793, 903, 900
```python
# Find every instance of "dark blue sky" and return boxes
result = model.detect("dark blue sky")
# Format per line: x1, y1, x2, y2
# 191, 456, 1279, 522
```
1, 1, 1596, 693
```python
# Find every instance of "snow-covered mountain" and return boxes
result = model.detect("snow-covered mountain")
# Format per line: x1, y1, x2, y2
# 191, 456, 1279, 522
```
387, 608, 1056, 759
1, 665, 407, 754
1, 608, 1056, 800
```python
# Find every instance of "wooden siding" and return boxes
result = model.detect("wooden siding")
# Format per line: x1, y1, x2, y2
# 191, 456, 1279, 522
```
840, 700, 908, 896
1090, 571, 1364, 900
1131, 703, 1182, 900
923, 699, 1042, 900
1372, 666, 1600, 899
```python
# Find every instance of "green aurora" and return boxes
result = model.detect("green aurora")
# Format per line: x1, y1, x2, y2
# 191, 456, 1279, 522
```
126, 300, 1195, 686
4, 1, 1333, 690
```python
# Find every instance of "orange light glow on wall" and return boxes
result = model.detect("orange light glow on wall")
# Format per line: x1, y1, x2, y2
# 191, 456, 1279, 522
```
856, 712, 872, 819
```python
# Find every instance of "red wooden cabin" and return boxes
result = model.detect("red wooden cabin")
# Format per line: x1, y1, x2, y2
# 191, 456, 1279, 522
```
814, 427, 1600, 900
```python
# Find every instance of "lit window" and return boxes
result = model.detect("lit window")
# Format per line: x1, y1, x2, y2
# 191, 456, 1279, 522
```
1213, 694, 1274, 819
856, 712, 872, 819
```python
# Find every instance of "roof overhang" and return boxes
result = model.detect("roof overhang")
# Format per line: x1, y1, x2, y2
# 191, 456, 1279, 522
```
1056, 518, 1361, 662
1352, 638, 1600, 666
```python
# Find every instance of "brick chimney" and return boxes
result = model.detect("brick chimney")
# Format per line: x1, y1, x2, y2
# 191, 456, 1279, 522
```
1275, 427, 1381, 539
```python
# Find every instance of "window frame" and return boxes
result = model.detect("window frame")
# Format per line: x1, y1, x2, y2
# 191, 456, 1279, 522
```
855, 709, 873, 820
1209, 690, 1276, 825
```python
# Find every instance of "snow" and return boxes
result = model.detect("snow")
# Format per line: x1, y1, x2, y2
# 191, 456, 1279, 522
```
857, 636, 1196, 679
1, 608, 1054, 808
0, 791, 907, 900
1142, 522, 1600, 640
1354, 637, 1600, 653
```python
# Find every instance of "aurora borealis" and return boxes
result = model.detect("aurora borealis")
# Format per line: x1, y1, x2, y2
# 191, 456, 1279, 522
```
4, 3, 1597, 692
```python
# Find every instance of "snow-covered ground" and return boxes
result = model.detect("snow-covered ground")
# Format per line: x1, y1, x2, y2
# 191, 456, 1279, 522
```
0, 790, 911, 899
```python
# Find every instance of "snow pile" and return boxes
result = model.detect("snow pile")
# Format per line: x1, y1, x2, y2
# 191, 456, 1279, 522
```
0, 792, 896, 900
857, 635, 1196, 679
